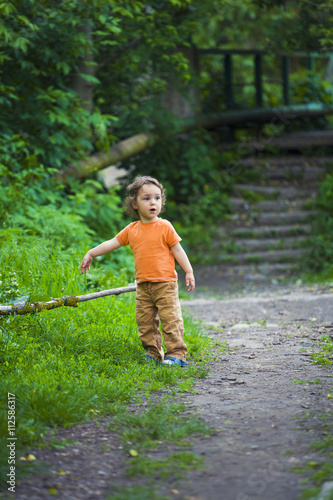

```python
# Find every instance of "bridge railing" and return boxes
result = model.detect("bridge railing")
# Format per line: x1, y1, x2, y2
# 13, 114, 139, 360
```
198, 48, 332, 110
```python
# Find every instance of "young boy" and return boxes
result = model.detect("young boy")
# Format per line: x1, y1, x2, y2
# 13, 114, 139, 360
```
80, 176, 195, 367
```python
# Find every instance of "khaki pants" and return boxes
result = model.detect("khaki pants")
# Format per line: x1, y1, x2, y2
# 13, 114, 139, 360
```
135, 281, 187, 362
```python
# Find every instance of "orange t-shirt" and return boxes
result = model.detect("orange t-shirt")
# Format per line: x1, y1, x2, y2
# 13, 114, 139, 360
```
116, 218, 181, 283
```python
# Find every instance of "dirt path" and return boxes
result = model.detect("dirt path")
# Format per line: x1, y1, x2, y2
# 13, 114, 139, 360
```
177, 285, 333, 500
2, 285, 332, 500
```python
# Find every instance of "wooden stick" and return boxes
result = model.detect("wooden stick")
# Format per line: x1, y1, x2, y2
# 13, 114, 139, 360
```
0, 285, 137, 316
76, 285, 137, 302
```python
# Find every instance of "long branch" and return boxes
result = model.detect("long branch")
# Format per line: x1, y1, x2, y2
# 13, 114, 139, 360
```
0, 285, 137, 316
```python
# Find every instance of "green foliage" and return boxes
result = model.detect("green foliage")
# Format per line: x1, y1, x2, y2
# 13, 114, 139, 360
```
170, 188, 231, 265
0, 0, 204, 174
291, 70, 333, 107
311, 335, 333, 366
303, 171, 333, 279
125, 129, 219, 202
317, 173, 333, 217
0, 144, 131, 274
289, 69, 333, 131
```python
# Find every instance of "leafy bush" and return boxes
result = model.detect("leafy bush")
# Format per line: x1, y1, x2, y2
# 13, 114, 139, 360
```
168, 188, 231, 265
124, 129, 222, 204
303, 170, 333, 279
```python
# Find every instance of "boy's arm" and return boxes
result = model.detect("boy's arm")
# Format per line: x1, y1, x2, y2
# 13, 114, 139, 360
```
80, 237, 122, 274
171, 242, 195, 292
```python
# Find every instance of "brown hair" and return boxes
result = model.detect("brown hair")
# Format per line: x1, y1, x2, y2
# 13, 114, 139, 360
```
124, 176, 166, 218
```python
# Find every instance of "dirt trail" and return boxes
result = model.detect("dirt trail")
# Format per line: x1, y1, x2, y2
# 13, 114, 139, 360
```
2, 284, 332, 500
177, 285, 333, 500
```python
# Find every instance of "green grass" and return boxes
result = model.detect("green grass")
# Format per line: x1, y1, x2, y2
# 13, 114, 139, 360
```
126, 451, 203, 479
110, 399, 210, 452
311, 336, 333, 366
105, 398, 210, 499
0, 237, 211, 484
108, 485, 168, 500
296, 411, 333, 499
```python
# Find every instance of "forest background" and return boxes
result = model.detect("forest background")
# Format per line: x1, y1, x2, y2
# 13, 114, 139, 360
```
1, 0, 333, 489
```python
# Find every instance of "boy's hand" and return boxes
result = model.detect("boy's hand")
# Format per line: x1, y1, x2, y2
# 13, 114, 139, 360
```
81, 252, 93, 274
185, 272, 195, 292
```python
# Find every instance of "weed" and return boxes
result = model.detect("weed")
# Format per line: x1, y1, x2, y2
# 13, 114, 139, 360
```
293, 379, 323, 385
126, 451, 203, 479
281, 449, 294, 456
311, 336, 333, 366
109, 399, 211, 452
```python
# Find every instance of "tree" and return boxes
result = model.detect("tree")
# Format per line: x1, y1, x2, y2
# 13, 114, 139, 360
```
1, 0, 332, 180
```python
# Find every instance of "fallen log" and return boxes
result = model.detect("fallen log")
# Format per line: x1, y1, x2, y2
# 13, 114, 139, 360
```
57, 104, 333, 184
0, 285, 137, 316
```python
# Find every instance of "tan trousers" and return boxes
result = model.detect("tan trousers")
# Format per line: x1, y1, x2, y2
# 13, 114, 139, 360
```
135, 281, 187, 362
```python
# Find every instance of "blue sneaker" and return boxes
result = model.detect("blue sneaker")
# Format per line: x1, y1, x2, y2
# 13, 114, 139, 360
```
145, 354, 155, 362
144, 354, 160, 365
162, 356, 186, 367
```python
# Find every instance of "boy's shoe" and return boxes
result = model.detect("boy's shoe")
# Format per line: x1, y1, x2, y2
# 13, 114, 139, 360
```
145, 354, 161, 365
162, 356, 186, 367
145, 354, 155, 362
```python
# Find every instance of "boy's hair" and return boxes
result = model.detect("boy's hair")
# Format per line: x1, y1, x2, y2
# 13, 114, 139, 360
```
124, 176, 166, 218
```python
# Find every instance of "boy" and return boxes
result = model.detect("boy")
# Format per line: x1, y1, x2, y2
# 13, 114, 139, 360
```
80, 176, 195, 366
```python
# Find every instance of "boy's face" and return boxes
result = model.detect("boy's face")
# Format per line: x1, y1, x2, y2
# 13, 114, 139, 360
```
133, 183, 162, 223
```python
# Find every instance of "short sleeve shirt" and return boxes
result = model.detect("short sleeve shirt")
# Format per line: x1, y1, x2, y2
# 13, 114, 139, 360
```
116, 218, 181, 283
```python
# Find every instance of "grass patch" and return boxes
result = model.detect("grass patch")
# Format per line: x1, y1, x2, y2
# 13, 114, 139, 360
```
296, 411, 333, 499
105, 398, 210, 498
126, 451, 203, 479
311, 336, 333, 366
108, 485, 168, 500
0, 238, 211, 484
109, 398, 211, 452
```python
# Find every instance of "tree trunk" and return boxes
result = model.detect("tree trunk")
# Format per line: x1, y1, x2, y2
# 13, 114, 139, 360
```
161, 45, 201, 118
71, 23, 95, 113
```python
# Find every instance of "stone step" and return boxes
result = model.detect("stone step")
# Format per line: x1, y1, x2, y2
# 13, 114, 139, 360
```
226, 224, 312, 239
234, 184, 317, 200
255, 199, 313, 212
229, 210, 316, 226
205, 156, 324, 280
195, 262, 298, 285
241, 155, 332, 169
229, 198, 313, 212
260, 166, 326, 182
215, 247, 308, 265
213, 235, 309, 253
256, 210, 317, 225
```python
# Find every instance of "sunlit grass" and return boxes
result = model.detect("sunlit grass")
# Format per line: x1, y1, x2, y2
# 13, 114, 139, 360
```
0, 237, 210, 483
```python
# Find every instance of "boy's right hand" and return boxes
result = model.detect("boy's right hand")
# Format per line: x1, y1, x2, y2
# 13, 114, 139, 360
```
80, 252, 93, 274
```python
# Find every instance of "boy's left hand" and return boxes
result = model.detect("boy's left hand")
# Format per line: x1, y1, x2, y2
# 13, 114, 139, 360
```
185, 272, 195, 292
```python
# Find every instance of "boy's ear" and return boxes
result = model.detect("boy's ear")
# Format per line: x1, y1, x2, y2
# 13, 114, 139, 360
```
132, 200, 137, 209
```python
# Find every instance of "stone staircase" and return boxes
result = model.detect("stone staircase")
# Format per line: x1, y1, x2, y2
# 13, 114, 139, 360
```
196, 156, 331, 289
